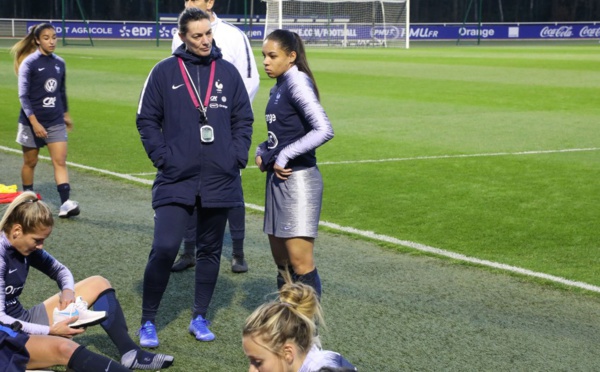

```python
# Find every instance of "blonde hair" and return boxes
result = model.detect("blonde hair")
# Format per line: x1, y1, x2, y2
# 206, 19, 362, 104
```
10, 23, 55, 75
0, 192, 54, 235
243, 275, 325, 357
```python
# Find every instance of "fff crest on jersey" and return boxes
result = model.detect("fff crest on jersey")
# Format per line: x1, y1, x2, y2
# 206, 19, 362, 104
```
215, 80, 223, 94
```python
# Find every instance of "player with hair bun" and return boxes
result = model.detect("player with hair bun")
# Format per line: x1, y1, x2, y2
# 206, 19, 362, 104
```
242, 275, 356, 371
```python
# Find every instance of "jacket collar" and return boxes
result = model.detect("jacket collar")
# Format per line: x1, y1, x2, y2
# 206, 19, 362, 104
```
173, 40, 222, 65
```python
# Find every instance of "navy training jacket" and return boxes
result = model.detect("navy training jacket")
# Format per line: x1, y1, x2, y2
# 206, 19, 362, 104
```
136, 43, 253, 209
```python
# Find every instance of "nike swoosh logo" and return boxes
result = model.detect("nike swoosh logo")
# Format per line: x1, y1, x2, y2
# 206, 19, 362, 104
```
105, 360, 111, 371
38, 68, 45, 71
172, 84, 184, 90
8, 268, 17, 274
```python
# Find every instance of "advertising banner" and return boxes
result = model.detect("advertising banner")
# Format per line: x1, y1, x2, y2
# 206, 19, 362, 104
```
27, 21, 600, 41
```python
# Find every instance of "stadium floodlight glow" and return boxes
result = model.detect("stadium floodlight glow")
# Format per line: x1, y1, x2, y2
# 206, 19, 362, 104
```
263, 0, 410, 48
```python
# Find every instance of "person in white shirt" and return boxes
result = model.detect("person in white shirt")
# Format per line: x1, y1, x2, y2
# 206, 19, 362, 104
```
170, 0, 259, 274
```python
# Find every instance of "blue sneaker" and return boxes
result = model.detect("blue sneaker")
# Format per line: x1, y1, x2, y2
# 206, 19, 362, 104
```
189, 315, 215, 341
138, 321, 159, 348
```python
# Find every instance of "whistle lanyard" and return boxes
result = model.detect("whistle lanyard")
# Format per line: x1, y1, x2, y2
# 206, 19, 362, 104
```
177, 57, 215, 115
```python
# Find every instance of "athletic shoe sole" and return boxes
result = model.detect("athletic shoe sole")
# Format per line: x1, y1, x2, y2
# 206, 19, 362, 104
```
59, 206, 80, 218
68, 312, 107, 328
54, 310, 107, 328
140, 340, 160, 348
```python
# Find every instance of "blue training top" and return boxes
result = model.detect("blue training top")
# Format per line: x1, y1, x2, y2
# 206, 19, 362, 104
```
256, 65, 334, 171
0, 232, 74, 335
18, 50, 68, 128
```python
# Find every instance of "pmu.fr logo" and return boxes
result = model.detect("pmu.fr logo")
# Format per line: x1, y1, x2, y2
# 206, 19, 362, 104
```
120, 26, 131, 37
370, 26, 400, 39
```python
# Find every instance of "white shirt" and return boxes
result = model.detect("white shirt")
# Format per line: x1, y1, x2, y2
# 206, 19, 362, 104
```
172, 13, 260, 102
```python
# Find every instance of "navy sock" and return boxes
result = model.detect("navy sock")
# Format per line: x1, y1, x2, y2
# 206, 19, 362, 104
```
57, 183, 70, 204
232, 239, 244, 256
183, 239, 196, 256
22, 184, 34, 191
68, 345, 130, 372
294, 268, 322, 298
277, 265, 296, 290
93, 288, 138, 356
276, 266, 286, 290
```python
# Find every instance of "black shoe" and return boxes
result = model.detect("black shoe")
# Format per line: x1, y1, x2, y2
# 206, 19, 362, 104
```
171, 253, 195, 272
231, 254, 248, 273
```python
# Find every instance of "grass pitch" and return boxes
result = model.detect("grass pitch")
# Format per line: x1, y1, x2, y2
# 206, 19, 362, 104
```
1, 39, 600, 370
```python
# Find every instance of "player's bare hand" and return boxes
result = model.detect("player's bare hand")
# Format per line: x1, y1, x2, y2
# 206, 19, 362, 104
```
64, 113, 73, 132
49, 317, 85, 338
32, 122, 47, 139
58, 289, 75, 310
255, 156, 265, 172
274, 164, 292, 180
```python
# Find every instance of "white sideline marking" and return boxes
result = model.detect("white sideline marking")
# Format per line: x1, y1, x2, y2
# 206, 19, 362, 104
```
316, 147, 600, 166
0, 146, 153, 186
131, 147, 600, 174
2, 145, 599, 293
319, 221, 600, 294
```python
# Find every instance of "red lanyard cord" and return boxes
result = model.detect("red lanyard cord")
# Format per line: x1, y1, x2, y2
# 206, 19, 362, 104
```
177, 57, 216, 111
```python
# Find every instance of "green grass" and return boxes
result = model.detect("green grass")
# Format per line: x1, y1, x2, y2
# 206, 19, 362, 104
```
1, 39, 600, 371
1, 41, 599, 287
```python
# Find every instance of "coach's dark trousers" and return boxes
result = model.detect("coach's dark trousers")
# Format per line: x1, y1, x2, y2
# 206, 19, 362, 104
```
142, 199, 229, 323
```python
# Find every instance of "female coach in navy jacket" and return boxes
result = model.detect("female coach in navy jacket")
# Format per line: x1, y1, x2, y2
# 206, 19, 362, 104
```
135, 8, 253, 346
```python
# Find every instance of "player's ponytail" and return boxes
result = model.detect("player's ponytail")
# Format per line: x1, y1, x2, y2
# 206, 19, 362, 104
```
10, 23, 55, 75
266, 29, 320, 100
0, 192, 54, 235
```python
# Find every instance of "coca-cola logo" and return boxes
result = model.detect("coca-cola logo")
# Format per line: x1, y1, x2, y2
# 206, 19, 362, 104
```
540, 26, 573, 38
580, 26, 600, 38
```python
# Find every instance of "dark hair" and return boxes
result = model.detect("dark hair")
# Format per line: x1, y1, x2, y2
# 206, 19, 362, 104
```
10, 23, 56, 74
178, 7, 211, 35
0, 192, 54, 235
265, 29, 320, 100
